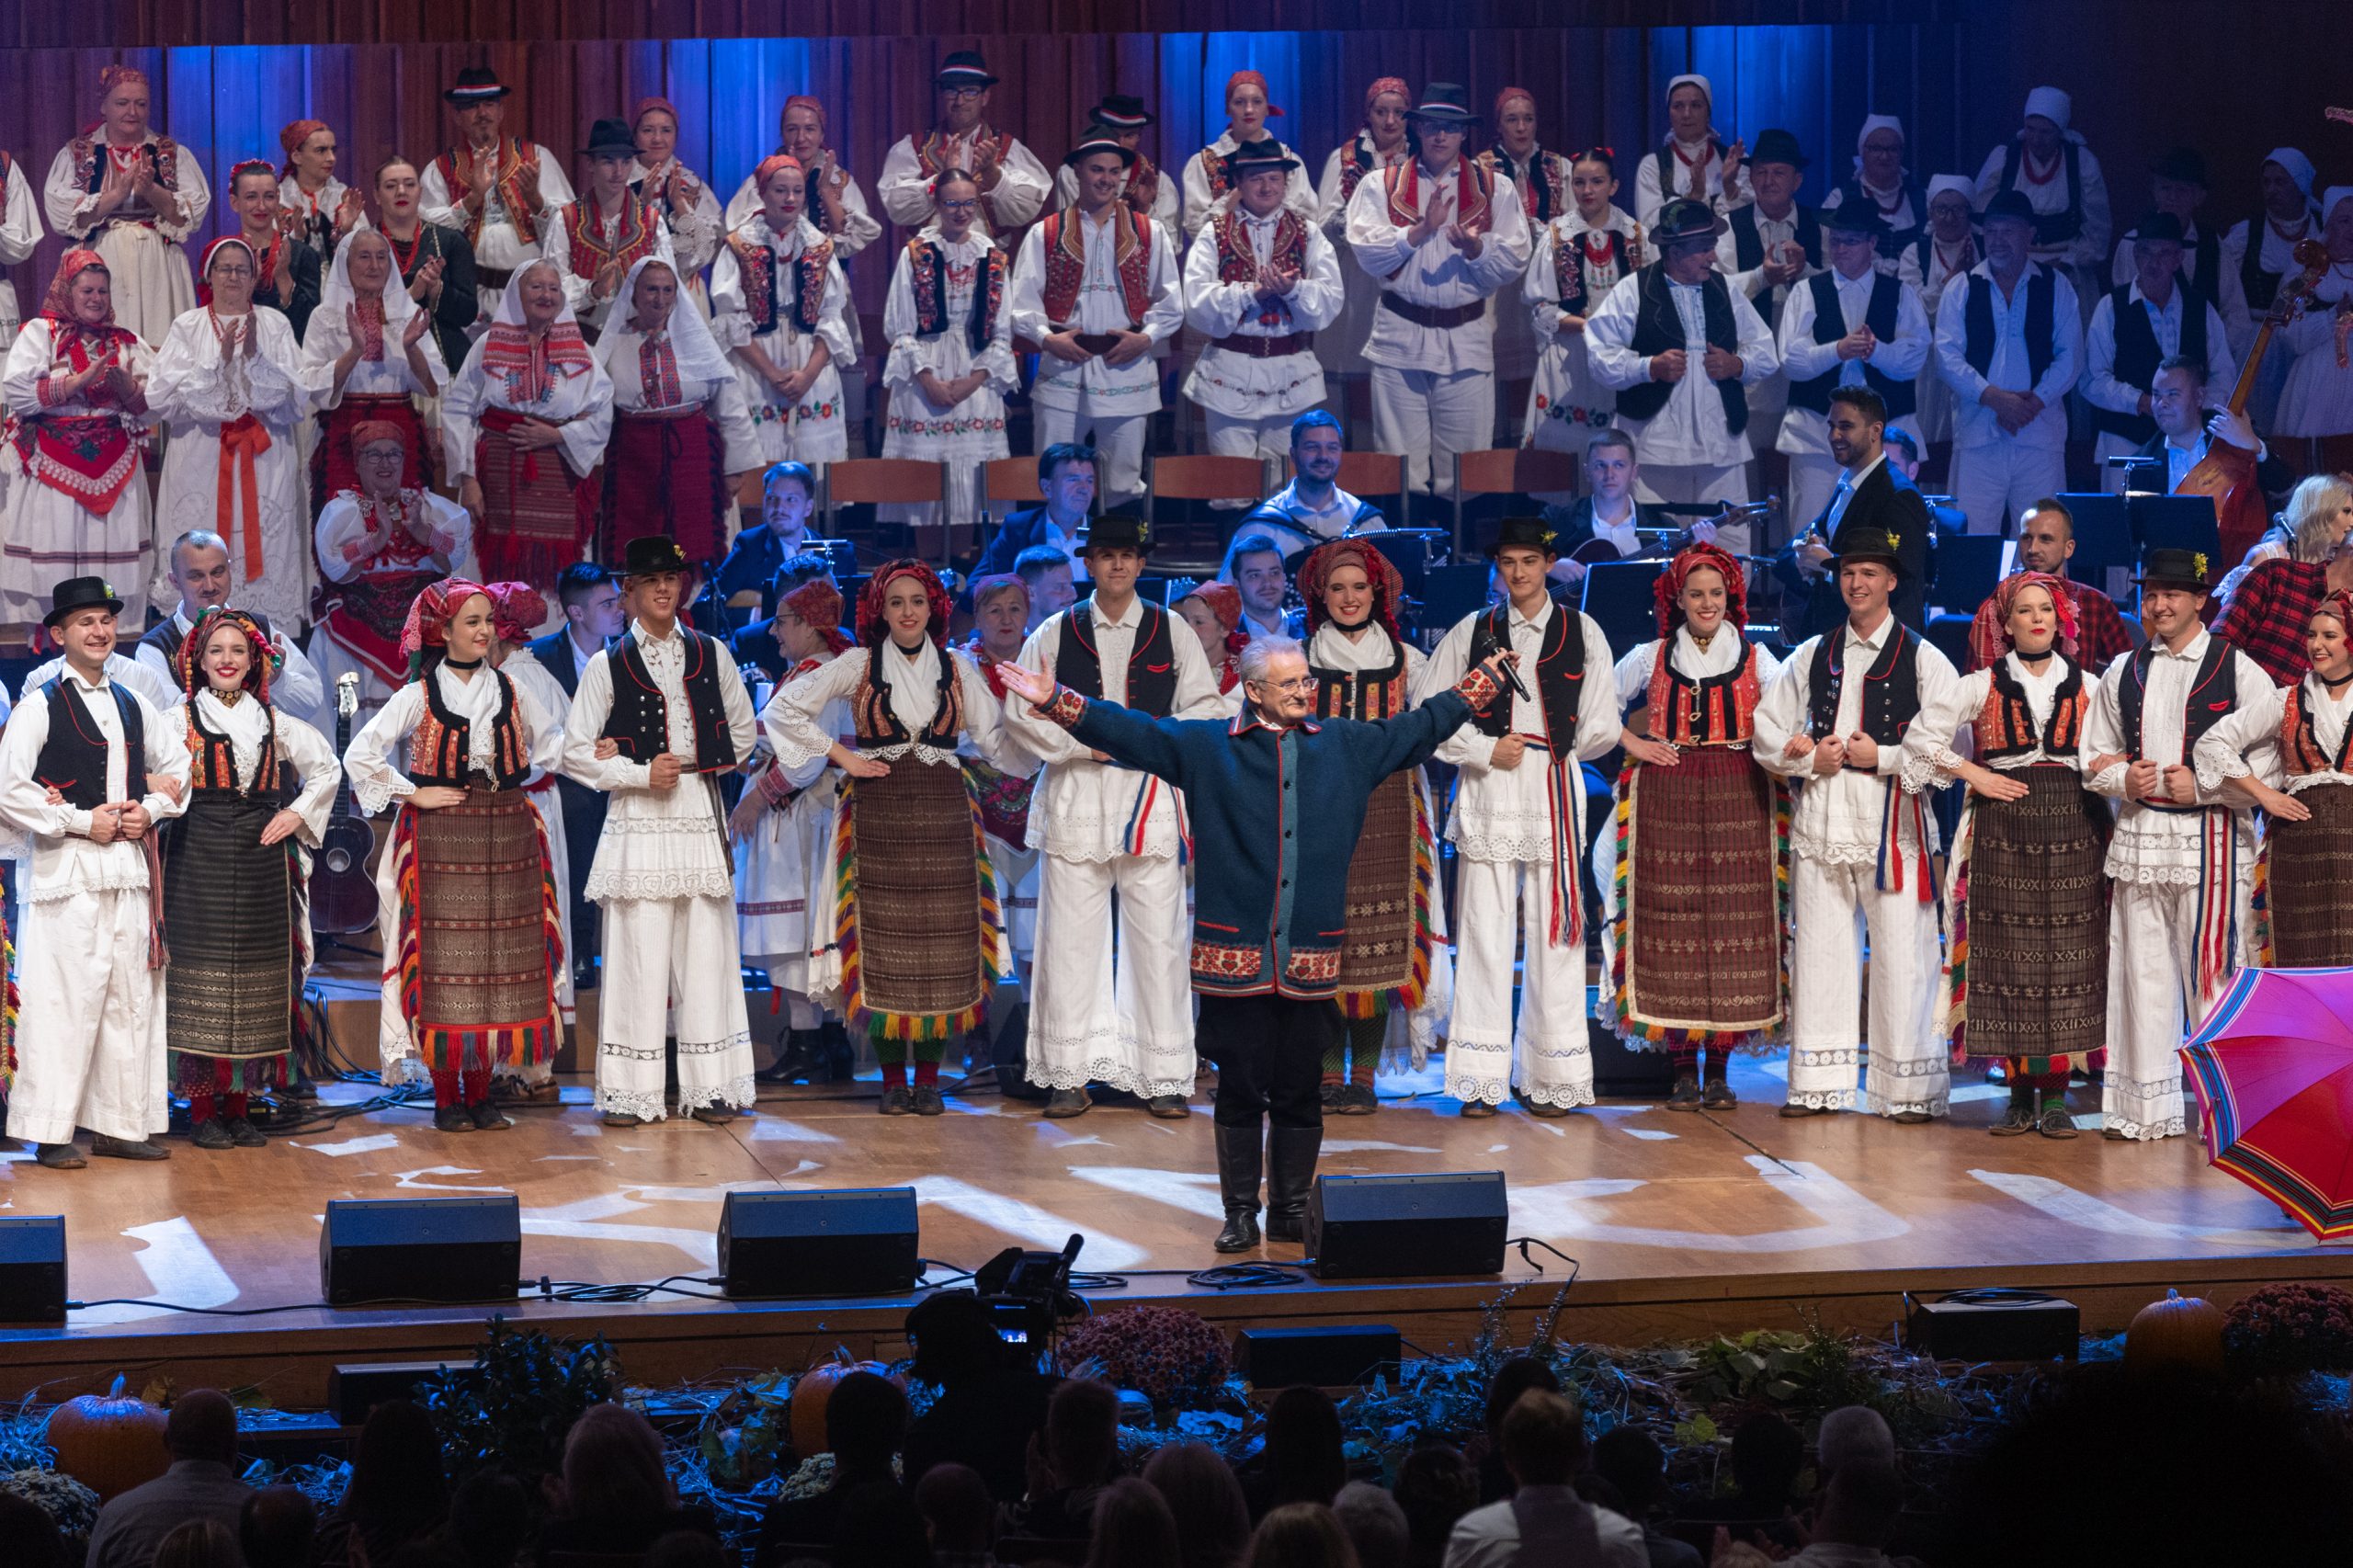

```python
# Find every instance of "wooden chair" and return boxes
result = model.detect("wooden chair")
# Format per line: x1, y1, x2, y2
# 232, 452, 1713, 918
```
983, 456, 1045, 514
1452, 447, 1580, 554
823, 458, 952, 563
1282, 449, 1406, 522
1148, 454, 1275, 571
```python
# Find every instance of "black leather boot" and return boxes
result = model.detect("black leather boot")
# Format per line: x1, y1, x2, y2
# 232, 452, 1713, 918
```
758, 1028, 825, 1085
819, 1021, 856, 1082
1213, 1121, 1263, 1253
1263, 1125, 1324, 1244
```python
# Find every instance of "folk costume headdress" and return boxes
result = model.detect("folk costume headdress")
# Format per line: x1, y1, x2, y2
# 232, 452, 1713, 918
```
1652, 541, 1750, 638
478, 262, 594, 405
399, 575, 491, 677
1171, 579, 1248, 674
38, 248, 137, 353
173, 605, 280, 703
1301, 538, 1405, 642
318, 223, 432, 377
278, 118, 329, 177
483, 582, 548, 648
1224, 70, 1284, 119
857, 560, 953, 650
194, 233, 256, 309
1971, 569, 2080, 668
589, 255, 732, 391
782, 575, 852, 656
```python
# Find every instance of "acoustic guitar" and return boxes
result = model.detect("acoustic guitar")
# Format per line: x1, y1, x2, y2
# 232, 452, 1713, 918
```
308, 672, 380, 936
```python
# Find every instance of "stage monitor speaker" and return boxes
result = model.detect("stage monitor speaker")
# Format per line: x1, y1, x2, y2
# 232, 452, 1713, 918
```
720, 1187, 920, 1299
1904, 1289, 2080, 1362
1588, 1016, 1678, 1099
1307, 1172, 1508, 1280
320, 1196, 521, 1306
0, 1215, 66, 1324
1236, 1324, 1402, 1388
328, 1360, 485, 1425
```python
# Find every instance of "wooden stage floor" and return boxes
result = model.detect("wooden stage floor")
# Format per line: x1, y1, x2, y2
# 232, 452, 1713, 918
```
5, 1045, 2348, 1407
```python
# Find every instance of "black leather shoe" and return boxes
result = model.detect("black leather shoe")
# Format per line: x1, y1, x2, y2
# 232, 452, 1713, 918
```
758, 1028, 827, 1085
913, 1085, 946, 1116
225, 1117, 267, 1147
818, 1021, 856, 1082
91, 1135, 168, 1160
1147, 1094, 1190, 1119
35, 1142, 85, 1169
470, 1100, 512, 1131
1212, 1122, 1265, 1253
1338, 1084, 1379, 1116
1460, 1099, 1498, 1119
689, 1103, 740, 1124
192, 1119, 234, 1150
1701, 1076, 1738, 1109
1665, 1074, 1704, 1111
435, 1106, 476, 1132
1043, 1088, 1091, 1119
880, 1085, 915, 1116
1263, 1125, 1323, 1244
1214, 1207, 1261, 1253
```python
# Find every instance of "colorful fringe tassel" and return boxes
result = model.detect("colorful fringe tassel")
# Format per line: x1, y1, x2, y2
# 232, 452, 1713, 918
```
387, 801, 563, 1076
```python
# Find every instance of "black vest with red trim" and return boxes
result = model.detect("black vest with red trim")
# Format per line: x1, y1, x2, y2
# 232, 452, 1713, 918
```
1995, 136, 2086, 246
1806, 621, 1922, 745
1052, 600, 1178, 717
1786, 268, 1915, 419
598, 628, 741, 771
1976, 653, 2088, 762
1464, 602, 1586, 742
2280, 681, 2353, 778
1961, 266, 2058, 386
2119, 638, 2238, 789
852, 642, 964, 751
1550, 227, 1630, 318
405, 666, 533, 790
2091, 281, 2213, 443
185, 698, 279, 797
33, 678, 145, 811
1613, 263, 1748, 436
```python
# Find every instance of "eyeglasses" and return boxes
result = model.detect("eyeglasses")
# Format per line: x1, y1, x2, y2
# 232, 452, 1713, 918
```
943, 86, 986, 102
1253, 676, 1315, 694
938, 199, 981, 214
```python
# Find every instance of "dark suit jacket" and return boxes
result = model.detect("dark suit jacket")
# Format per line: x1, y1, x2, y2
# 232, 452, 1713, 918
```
714, 527, 799, 614
390, 222, 478, 378
1540, 495, 1673, 559
1776, 460, 1931, 641
253, 240, 323, 341
526, 628, 608, 929
976, 504, 1080, 577
2131, 427, 2294, 506
733, 620, 788, 685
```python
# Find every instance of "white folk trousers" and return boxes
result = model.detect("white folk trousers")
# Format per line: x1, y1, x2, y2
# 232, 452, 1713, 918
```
1786, 857, 1947, 1116
2104, 877, 2245, 1141
6, 887, 167, 1145
1025, 852, 1195, 1098
593, 893, 756, 1120
1446, 857, 1594, 1109
1949, 439, 2066, 537
1370, 364, 1491, 499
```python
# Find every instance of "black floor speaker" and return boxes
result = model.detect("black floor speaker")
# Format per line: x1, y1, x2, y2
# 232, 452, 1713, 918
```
320, 1196, 521, 1306
1306, 1171, 1508, 1280
1589, 1015, 1680, 1098
1236, 1324, 1402, 1388
720, 1187, 920, 1299
0, 1215, 66, 1324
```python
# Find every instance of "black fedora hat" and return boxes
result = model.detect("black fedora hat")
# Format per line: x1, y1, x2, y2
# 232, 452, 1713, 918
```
44, 575, 125, 629
1652, 195, 1728, 245
1828, 516, 1909, 578
1982, 188, 2037, 227
2132, 210, 2187, 245
1488, 517, 1560, 560
622, 537, 693, 577
1063, 135, 1137, 170
581, 117, 637, 159
1748, 128, 1808, 170
1822, 202, 1892, 238
1090, 94, 1154, 130
1406, 83, 1478, 125
2134, 545, 2211, 590
1225, 137, 1301, 177
937, 51, 998, 88
1078, 512, 1152, 556
444, 66, 512, 106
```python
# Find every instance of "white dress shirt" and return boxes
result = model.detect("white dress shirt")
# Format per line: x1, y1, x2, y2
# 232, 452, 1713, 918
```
1586, 268, 1780, 468
1007, 205, 1184, 415
2080, 632, 2270, 881
1934, 262, 2083, 451
1343, 159, 1533, 376
1775, 265, 1932, 458
2081, 282, 2236, 419
0, 667, 191, 900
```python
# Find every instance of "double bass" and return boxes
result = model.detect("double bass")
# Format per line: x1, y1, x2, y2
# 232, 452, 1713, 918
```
2178, 237, 2327, 574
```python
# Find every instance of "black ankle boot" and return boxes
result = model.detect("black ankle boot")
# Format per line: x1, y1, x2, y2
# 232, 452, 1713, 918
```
759, 1028, 825, 1084
1263, 1125, 1324, 1244
1212, 1122, 1263, 1253
819, 1021, 856, 1082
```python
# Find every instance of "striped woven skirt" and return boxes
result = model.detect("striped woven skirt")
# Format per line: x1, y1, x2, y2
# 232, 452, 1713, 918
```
1945, 764, 2110, 1072
1336, 769, 1436, 1019
163, 793, 298, 1093
392, 785, 562, 1073
834, 756, 997, 1040
2261, 781, 2353, 967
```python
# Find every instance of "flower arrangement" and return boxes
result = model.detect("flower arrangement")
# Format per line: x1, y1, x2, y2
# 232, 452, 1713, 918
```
1, 1466, 101, 1552
2222, 1282, 2353, 1375
1057, 1306, 1233, 1407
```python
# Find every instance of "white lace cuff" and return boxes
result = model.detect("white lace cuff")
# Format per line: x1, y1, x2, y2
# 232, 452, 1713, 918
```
354, 773, 415, 818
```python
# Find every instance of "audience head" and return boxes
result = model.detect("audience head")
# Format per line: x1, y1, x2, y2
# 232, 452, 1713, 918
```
763, 461, 818, 539
1590, 1425, 1670, 1517
1246, 1502, 1361, 1568
1086, 1476, 1184, 1568
1046, 1378, 1122, 1490
241, 1485, 318, 1568
553, 562, 623, 641
1815, 1458, 1904, 1549
1143, 1441, 1253, 1568
167, 1389, 240, 1466
1331, 1482, 1408, 1568
558, 1403, 675, 1527
1040, 442, 1100, 520
0, 1492, 63, 1568
1266, 1385, 1348, 1509
153, 1517, 242, 1568
1014, 545, 1078, 627
1393, 1445, 1478, 1559
906, 1289, 1007, 1387
1881, 426, 1923, 480
826, 1370, 912, 1473
347, 1399, 449, 1523
1223, 533, 1289, 624
1499, 1389, 1584, 1489
1816, 1403, 1897, 1485
446, 1470, 532, 1568
1290, 410, 1345, 488
913, 1462, 996, 1556
2285, 472, 2353, 563
1482, 1357, 1563, 1441
1729, 1411, 1805, 1511
645, 1530, 727, 1568
831, 1481, 930, 1568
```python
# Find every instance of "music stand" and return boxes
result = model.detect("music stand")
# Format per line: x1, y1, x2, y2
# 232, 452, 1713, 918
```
1582, 560, 1668, 654
2059, 492, 2220, 611
1934, 536, 2007, 619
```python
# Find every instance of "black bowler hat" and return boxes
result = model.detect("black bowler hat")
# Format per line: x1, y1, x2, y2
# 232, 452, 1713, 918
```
1063, 135, 1137, 170
1406, 83, 1478, 125
937, 51, 998, 88
2135, 545, 2211, 591
1828, 516, 1909, 578
2133, 210, 2187, 245
1488, 517, 1560, 560
1982, 188, 2037, 227
1822, 202, 1891, 238
444, 66, 513, 106
1652, 196, 1728, 245
1226, 137, 1301, 176
622, 537, 693, 577
1748, 128, 1808, 170
581, 117, 637, 159
44, 575, 124, 629
1090, 94, 1154, 130
1078, 512, 1152, 556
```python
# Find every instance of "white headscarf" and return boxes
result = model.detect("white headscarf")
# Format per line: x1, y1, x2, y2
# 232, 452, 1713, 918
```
1926, 174, 1976, 208
591, 254, 732, 384
1667, 73, 1711, 107
2267, 147, 2318, 203
2023, 85, 2072, 132
2324, 187, 2353, 225
477, 261, 597, 403
1852, 114, 1905, 180
301, 227, 446, 392
320, 227, 423, 329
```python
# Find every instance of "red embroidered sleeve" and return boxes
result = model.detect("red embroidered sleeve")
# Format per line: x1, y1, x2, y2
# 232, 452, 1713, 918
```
1040, 685, 1087, 728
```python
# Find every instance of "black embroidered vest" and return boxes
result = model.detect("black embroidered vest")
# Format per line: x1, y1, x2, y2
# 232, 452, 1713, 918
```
34, 679, 145, 810
2119, 639, 2239, 782
1310, 633, 1410, 722
1978, 654, 2087, 761
1052, 601, 1177, 718
2091, 281, 2212, 443
1727, 202, 1821, 329
1805, 623, 1922, 745
852, 643, 964, 751
1465, 603, 1585, 742
1786, 269, 1915, 419
1962, 267, 2057, 386
1613, 263, 1748, 436
407, 667, 532, 790
599, 629, 741, 772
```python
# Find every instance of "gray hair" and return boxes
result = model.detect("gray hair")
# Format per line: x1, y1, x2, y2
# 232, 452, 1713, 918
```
1236, 632, 1302, 687
171, 529, 229, 569
1331, 1482, 1409, 1568
1816, 1404, 1896, 1479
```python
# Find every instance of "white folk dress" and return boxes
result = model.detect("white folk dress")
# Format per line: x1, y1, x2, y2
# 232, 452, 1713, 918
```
880, 226, 1017, 529
1180, 203, 1345, 444
2274, 265, 2353, 440
0, 319, 157, 635
738, 650, 849, 998
0, 157, 47, 341
148, 303, 314, 630
499, 648, 577, 1040
710, 212, 853, 470
1523, 205, 1643, 458
43, 134, 210, 346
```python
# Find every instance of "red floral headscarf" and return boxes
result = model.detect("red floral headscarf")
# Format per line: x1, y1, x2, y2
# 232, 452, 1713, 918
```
856, 560, 951, 650
1652, 542, 1749, 638
174, 606, 279, 704
2313, 589, 2353, 631
1493, 86, 1537, 124
754, 153, 803, 193
97, 63, 149, 98
399, 575, 490, 676
1365, 76, 1410, 118
483, 581, 548, 646
1301, 539, 1404, 642
37, 249, 136, 353
1970, 569, 2080, 668
781, 96, 826, 133
1226, 70, 1283, 119
278, 119, 329, 176
348, 418, 406, 456
196, 234, 256, 308
631, 97, 680, 132
782, 576, 852, 656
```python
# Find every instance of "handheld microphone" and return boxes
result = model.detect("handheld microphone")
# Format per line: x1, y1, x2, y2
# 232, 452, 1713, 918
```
1495, 655, 1533, 703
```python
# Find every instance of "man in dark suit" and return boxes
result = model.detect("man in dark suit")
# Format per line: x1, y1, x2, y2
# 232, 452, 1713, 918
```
712, 460, 824, 617
974, 442, 1097, 577
731, 551, 842, 684
528, 562, 625, 988
1772, 384, 1929, 641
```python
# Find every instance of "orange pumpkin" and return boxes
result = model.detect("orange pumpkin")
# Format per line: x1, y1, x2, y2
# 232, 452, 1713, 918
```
788, 1354, 901, 1459
44, 1375, 171, 1501
2125, 1289, 2226, 1373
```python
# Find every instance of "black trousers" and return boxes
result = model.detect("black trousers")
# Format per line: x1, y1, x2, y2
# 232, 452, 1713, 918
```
1201, 993, 1339, 1131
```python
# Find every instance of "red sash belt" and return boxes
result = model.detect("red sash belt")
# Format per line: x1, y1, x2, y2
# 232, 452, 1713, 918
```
217, 413, 272, 582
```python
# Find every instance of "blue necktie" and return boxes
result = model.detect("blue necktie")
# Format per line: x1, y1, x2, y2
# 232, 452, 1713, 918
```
1826, 472, 1855, 531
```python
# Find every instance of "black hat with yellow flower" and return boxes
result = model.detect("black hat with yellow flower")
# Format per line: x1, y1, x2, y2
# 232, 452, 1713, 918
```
1487, 517, 1559, 560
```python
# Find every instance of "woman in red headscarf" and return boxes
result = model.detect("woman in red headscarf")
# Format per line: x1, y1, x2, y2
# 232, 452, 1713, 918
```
1181, 70, 1317, 241
0, 249, 155, 637
342, 575, 566, 1132
1316, 77, 1413, 384
482, 579, 578, 1047
1171, 580, 1247, 697
765, 560, 1029, 1114
149, 235, 314, 632
1300, 538, 1452, 1113
627, 97, 723, 316
314, 419, 475, 718
1603, 542, 1790, 1109
278, 118, 362, 262
41, 64, 210, 346
711, 153, 851, 477
161, 607, 343, 1151
1909, 569, 2109, 1139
